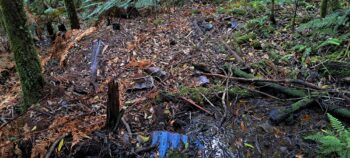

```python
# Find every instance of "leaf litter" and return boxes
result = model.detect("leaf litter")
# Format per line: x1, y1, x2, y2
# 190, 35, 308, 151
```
0, 2, 349, 158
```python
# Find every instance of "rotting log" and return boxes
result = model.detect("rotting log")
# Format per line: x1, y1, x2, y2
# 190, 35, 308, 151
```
105, 80, 124, 131
224, 66, 350, 121
269, 97, 315, 124
225, 65, 307, 97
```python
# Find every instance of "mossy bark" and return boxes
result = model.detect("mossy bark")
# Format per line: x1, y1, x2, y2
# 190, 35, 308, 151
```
0, 0, 44, 109
64, 0, 80, 29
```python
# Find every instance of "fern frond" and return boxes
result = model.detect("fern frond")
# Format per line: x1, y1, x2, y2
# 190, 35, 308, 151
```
327, 113, 345, 134
134, 0, 159, 9
305, 133, 325, 141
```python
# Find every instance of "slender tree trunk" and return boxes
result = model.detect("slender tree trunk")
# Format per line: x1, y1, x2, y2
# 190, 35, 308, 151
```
321, 0, 328, 18
64, 0, 80, 29
291, 0, 299, 31
270, 0, 277, 25
0, 0, 44, 109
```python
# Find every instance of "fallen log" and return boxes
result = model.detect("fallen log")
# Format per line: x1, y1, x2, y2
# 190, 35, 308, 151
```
223, 65, 350, 121
269, 97, 315, 124
225, 66, 308, 97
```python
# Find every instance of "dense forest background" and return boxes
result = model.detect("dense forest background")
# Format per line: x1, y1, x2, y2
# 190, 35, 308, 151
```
0, 0, 350, 157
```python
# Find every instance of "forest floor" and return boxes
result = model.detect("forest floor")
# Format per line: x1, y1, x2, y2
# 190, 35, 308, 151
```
1, 1, 349, 158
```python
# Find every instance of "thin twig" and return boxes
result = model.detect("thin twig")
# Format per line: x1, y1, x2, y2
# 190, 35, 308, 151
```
121, 117, 132, 141
45, 133, 69, 158
219, 38, 244, 64
234, 83, 282, 100
180, 97, 213, 115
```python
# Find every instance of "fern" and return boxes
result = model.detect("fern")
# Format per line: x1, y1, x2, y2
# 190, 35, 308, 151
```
83, 0, 160, 20
134, 0, 159, 8
305, 113, 350, 158
298, 10, 350, 33
328, 113, 346, 135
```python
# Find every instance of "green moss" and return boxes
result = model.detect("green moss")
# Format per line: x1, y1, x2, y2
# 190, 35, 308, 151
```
178, 85, 252, 103
251, 40, 262, 49
231, 8, 247, 16
235, 32, 257, 44
191, 9, 201, 15
0, 0, 44, 110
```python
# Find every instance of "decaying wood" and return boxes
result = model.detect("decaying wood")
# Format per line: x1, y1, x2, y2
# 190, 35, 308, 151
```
222, 66, 350, 122
105, 80, 124, 131
225, 66, 309, 97
269, 97, 315, 124
202, 72, 321, 90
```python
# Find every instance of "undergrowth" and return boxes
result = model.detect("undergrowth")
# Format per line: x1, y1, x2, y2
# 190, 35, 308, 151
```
305, 113, 350, 158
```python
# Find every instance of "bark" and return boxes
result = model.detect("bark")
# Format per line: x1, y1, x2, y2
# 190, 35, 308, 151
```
321, 0, 328, 18
64, 0, 80, 29
270, 0, 277, 25
269, 97, 315, 124
227, 66, 307, 97
0, 0, 44, 109
105, 80, 123, 131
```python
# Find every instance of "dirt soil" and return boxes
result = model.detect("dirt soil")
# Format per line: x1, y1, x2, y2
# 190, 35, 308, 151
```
0, 3, 335, 158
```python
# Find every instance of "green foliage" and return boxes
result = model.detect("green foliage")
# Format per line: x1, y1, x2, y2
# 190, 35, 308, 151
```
297, 10, 350, 34
305, 114, 350, 158
83, 0, 160, 20
317, 38, 341, 49
85, 0, 131, 19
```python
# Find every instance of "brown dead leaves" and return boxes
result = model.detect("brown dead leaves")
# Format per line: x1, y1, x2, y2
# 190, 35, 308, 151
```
30, 114, 105, 158
42, 27, 97, 67
127, 58, 153, 69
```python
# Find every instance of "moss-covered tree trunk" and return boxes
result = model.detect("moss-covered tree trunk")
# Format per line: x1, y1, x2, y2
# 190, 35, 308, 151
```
321, 0, 328, 18
64, 0, 80, 29
0, 0, 44, 109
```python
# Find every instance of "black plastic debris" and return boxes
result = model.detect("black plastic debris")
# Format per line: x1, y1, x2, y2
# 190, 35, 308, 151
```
145, 67, 167, 79
193, 63, 211, 73
129, 76, 155, 91
113, 23, 121, 31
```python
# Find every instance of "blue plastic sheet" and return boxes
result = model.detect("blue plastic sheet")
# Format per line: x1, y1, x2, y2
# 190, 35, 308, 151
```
150, 131, 191, 158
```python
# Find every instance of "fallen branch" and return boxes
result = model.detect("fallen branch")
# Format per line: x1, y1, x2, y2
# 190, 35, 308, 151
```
219, 38, 244, 64
202, 72, 321, 90
180, 97, 213, 116
269, 97, 315, 124
122, 117, 132, 141
45, 133, 69, 158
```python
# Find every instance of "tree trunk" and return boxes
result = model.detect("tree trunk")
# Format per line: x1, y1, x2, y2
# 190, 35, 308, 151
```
270, 0, 277, 25
321, 0, 328, 18
64, 0, 80, 29
0, 0, 44, 109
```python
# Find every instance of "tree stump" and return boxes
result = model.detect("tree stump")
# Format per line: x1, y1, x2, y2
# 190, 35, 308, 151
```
105, 80, 123, 131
